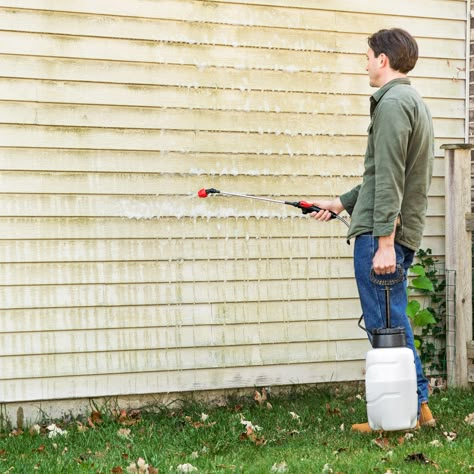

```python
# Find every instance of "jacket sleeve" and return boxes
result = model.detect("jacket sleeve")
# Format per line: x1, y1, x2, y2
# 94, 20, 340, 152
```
371, 98, 410, 236
339, 185, 361, 215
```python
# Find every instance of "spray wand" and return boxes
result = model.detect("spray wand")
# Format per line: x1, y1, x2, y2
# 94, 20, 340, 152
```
197, 188, 349, 227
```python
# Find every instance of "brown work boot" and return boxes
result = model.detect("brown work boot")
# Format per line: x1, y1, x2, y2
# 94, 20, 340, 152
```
419, 402, 436, 427
351, 421, 419, 433
351, 422, 373, 433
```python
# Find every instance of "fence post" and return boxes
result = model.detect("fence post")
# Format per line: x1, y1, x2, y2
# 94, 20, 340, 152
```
441, 143, 473, 387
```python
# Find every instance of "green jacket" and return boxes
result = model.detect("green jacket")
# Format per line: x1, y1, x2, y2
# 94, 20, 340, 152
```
340, 78, 434, 251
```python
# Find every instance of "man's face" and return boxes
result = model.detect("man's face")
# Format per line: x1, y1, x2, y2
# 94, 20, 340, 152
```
366, 48, 382, 87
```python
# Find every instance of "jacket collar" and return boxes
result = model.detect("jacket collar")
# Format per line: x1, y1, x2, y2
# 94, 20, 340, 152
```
370, 78, 411, 116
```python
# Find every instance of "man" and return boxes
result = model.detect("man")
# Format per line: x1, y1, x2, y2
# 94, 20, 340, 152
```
311, 28, 435, 432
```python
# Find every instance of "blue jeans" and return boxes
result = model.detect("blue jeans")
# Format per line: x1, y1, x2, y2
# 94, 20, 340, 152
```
354, 234, 429, 413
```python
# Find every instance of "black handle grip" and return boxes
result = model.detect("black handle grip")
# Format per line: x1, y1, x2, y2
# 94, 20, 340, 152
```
369, 264, 405, 286
287, 201, 338, 219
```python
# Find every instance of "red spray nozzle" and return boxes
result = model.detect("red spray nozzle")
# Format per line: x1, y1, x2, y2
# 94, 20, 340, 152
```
198, 188, 220, 198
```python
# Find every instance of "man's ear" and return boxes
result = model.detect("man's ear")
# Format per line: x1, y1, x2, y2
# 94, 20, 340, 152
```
378, 53, 390, 68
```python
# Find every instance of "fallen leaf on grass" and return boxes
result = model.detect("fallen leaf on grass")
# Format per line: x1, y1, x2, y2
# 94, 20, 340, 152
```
112, 467, 124, 474
184, 415, 216, 429
289, 411, 300, 421
117, 428, 132, 439
47, 424, 68, 438
76, 421, 88, 433
405, 452, 439, 468
254, 388, 272, 410
443, 430, 457, 442
118, 409, 142, 426
33, 445, 46, 454
429, 439, 442, 447
127, 457, 157, 473
176, 463, 198, 472
29, 424, 41, 436
271, 461, 288, 472
239, 428, 266, 446
254, 388, 267, 405
465, 413, 474, 425
373, 436, 390, 450
325, 403, 341, 416
88, 411, 104, 428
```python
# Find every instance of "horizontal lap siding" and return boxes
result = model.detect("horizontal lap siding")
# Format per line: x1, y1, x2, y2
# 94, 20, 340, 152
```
0, 0, 466, 402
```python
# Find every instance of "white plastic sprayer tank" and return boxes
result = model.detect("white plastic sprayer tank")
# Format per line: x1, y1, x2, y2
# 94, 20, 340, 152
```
365, 346, 417, 431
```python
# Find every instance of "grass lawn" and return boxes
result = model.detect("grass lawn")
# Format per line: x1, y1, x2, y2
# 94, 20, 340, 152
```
1, 384, 473, 473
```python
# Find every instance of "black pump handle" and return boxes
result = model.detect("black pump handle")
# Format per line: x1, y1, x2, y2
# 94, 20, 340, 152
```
369, 264, 405, 287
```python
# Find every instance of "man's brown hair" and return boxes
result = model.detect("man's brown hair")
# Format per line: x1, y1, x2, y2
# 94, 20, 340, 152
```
368, 28, 418, 74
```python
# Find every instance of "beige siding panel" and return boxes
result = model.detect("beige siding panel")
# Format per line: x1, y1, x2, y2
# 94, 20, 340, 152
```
1, 361, 365, 403
0, 237, 354, 263
0, 9, 465, 59
0, 171, 364, 196
0, 319, 361, 356
0, 124, 368, 155
0, 234, 444, 264
0, 55, 465, 98
1, 339, 370, 379
0, 215, 446, 240
0, 0, 465, 404
0, 258, 356, 285
0, 102, 465, 139
0, 79, 466, 118
0, 1, 465, 37
0, 31, 466, 81
0, 173, 447, 198
0, 0, 466, 21
0, 194, 447, 218
0, 299, 362, 333
0, 279, 359, 311
0, 127, 460, 157
0, 150, 447, 176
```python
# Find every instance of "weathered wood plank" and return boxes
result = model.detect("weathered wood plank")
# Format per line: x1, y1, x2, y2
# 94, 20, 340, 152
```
465, 213, 474, 231
443, 145, 473, 387
467, 341, 474, 360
